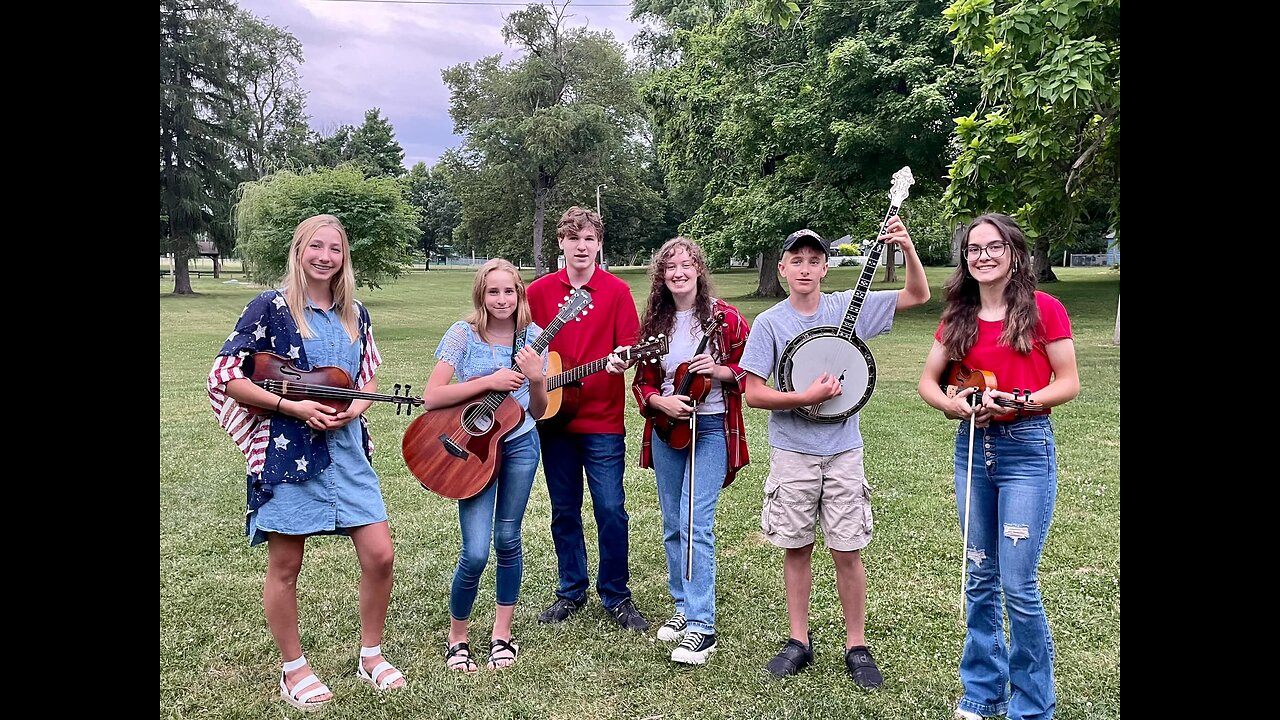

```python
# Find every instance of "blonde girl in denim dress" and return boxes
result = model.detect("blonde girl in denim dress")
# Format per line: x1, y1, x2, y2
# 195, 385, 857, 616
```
209, 214, 405, 711
421, 258, 548, 673
919, 214, 1080, 720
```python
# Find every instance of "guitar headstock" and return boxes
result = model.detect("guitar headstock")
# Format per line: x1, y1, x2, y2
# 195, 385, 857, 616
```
627, 334, 671, 365
889, 166, 914, 206
559, 288, 593, 322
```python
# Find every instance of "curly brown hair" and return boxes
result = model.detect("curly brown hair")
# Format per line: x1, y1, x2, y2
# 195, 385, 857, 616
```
638, 237, 720, 357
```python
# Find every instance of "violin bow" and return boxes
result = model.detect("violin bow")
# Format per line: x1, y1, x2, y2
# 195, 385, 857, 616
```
960, 391, 978, 619
685, 404, 697, 582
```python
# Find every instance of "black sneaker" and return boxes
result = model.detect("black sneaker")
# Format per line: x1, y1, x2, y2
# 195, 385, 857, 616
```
607, 599, 650, 632
845, 645, 884, 689
538, 597, 582, 624
657, 612, 687, 642
765, 637, 813, 678
671, 631, 717, 665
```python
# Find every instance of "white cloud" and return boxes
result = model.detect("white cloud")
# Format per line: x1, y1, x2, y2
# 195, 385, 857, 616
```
237, 0, 645, 169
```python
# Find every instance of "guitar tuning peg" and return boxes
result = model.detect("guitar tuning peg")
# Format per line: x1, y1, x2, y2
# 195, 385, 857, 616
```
574, 317, 581, 322
589, 303, 595, 309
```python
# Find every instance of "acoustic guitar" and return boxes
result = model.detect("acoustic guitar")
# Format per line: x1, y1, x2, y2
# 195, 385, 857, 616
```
401, 289, 593, 500
537, 335, 670, 431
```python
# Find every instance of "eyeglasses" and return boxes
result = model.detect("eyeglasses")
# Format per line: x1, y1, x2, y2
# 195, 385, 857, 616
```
964, 241, 1008, 260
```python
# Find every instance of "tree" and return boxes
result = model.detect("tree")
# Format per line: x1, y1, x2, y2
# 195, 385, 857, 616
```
233, 167, 421, 289
347, 109, 406, 178
225, 8, 307, 179
160, 0, 242, 296
443, 3, 640, 275
645, 1, 977, 295
403, 161, 461, 269
943, 0, 1120, 281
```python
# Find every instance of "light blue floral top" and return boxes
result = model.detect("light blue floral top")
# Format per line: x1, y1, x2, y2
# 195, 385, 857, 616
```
434, 321, 547, 441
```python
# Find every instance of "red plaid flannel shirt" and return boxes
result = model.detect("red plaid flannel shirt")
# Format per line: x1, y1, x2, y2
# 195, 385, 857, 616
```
632, 298, 751, 487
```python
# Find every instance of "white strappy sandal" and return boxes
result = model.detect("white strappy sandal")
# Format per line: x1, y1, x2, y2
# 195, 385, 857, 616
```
279, 655, 333, 712
356, 644, 405, 691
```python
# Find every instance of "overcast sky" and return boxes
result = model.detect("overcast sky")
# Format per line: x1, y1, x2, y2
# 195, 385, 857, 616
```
236, 0, 647, 170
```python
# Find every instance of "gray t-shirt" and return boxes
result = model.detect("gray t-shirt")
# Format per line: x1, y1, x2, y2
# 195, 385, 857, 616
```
739, 289, 897, 455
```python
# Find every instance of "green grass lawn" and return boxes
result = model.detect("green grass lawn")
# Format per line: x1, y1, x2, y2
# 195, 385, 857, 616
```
160, 266, 1120, 719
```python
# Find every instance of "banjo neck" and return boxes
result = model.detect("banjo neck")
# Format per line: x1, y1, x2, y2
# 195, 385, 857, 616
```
837, 200, 903, 340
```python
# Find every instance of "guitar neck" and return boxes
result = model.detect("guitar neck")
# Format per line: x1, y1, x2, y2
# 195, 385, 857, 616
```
838, 201, 902, 339
548, 356, 610, 391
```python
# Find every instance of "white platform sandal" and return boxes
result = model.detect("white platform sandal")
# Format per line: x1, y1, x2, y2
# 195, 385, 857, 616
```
356, 644, 405, 691
279, 655, 332, 712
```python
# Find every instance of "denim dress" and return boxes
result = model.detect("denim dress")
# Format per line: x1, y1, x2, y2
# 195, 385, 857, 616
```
248, 302, 387, 546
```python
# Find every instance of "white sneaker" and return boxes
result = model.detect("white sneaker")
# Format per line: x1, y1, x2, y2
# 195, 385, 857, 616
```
657, 612, 687, 642
953, 710, 983, 720
671, 631, 717, 665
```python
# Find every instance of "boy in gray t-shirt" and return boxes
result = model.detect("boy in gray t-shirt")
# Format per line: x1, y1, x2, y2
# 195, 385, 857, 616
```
739, 221, 930, 687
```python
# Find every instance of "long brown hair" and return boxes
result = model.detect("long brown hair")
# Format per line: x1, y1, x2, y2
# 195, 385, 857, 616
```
466, 258, 532, 343
281, 214, 358, 341
639, 237, 718, 356
939, 213, 1040, 358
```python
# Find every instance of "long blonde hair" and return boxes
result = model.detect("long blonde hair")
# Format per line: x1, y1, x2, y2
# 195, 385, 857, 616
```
466, 258, 532, 343
281, 214, 359, 341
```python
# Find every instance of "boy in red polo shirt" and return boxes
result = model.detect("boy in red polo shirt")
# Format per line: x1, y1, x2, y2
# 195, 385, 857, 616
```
526, 207, 650, 632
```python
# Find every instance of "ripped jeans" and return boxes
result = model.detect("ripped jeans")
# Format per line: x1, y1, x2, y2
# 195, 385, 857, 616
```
953, 415, 1057, 720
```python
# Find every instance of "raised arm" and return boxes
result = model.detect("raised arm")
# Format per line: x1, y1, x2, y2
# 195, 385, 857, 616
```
883, 216, 930, 310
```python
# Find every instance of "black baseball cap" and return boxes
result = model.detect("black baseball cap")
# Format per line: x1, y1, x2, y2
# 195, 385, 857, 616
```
782, 229, 829, 256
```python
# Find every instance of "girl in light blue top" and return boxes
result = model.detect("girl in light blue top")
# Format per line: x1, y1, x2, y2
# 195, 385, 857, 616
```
422, 258, 547, 673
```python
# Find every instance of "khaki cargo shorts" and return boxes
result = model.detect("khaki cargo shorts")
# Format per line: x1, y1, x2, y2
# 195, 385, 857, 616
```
760, 446, 873, 552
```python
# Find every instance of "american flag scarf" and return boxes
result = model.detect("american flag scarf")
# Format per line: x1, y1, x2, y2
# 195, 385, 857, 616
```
208, 290, 380, 515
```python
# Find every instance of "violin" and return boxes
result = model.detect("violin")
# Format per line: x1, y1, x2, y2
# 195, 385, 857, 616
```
941, 361, 1043, 415
652, 312, 726, 449
245, 352, 422, 416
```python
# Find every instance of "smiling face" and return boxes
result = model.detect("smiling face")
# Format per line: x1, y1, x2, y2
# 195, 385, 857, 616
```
963, 223, 1012, 285
778, 246, 829, 296
483, 269, 520, 324
662, 247, 701, 305
300, 225, 345, 289
559, 226, 600, 274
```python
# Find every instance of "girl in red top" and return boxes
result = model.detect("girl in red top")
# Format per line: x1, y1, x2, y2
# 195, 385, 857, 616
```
918, 213, 1079, 720
632, 237, 750, 666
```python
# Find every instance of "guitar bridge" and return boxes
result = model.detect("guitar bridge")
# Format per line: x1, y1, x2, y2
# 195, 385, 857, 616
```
439, 434, 469, 460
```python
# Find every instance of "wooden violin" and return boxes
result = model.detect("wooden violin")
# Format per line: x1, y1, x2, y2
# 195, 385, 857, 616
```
245, 352, 422, 416
941, 361, 1044, 414
652, 311, 726, 449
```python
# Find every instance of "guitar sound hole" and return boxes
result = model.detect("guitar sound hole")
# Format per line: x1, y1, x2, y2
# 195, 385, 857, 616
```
464, 407, 494, 434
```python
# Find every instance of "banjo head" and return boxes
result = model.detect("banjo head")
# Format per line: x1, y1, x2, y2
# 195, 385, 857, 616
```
778, 328, 877, 423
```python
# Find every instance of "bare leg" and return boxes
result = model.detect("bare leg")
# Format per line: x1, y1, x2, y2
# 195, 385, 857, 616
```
266, 534, 332, 702
831, 548, 868, 649
490, 604, 518, 668
350, 522, 404, 688
783, 544, 815, 642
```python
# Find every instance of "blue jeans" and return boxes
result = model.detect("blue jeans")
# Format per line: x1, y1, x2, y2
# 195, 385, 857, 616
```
540, 431, 631, 608
954, 416, 1057, 720
651, 415, 726, 635
450, 429, 541, 621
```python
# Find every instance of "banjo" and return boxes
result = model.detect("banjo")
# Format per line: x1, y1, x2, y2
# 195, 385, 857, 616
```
776, 166, 915, 423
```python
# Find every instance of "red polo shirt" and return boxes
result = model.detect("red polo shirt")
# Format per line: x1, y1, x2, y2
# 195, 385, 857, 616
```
528, 266, 639, 434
